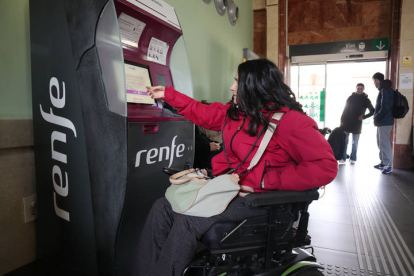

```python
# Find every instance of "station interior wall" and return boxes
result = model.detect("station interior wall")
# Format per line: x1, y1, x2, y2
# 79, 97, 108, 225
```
394, 1, 414, 166
0, 1, 35, 274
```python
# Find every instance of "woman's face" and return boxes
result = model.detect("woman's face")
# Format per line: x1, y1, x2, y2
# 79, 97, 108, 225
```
230, 72, 239, 104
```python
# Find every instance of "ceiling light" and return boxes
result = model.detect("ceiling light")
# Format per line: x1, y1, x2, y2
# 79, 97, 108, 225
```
214, 0, 228, 16
227, 0, 238, 25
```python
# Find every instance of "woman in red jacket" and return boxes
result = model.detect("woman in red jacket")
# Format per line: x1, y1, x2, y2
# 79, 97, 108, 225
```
136, 59, 337, 276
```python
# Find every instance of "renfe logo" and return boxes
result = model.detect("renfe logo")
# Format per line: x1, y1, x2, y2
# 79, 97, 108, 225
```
135, 135, 185, 168
39, 77, 77, 222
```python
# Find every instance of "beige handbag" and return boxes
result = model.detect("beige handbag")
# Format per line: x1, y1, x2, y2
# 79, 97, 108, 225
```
166, 169, 240, 217
165, 113, 284, 218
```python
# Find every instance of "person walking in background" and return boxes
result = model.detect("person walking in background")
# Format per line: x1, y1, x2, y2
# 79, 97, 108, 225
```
339, 83, 375, 164
372, 73, 394, 174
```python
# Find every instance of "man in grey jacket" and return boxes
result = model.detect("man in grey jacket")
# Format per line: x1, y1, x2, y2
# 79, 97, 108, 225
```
372, 73, 394, 174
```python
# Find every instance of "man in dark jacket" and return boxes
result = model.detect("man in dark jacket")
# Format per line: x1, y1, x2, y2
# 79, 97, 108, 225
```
372, 73, 394, 174
339, 83, 375, 164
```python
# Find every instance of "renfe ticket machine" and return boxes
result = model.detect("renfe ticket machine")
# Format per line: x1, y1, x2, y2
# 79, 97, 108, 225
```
30, 0, 194, 274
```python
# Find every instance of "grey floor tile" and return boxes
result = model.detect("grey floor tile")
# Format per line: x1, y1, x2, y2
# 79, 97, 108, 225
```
406, 194, 414, 204
384, 204, 414, 233
309, 202, 353, 225
374, 187, 414, 207
389, 169, 414, 192
397, 230, 414, 255
308, 220, 357, 253
316, 189, 350, 207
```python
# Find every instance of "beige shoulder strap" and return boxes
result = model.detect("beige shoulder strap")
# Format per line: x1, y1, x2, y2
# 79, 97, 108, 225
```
169, 169, 209, 185
169, 169, 195, 184
247, 113, 284, 171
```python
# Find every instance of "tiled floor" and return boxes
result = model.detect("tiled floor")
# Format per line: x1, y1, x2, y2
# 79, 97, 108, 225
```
309, 162, 414, 276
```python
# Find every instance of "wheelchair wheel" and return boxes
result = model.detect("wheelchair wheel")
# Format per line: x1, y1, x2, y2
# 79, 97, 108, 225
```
296, 268, 324, 276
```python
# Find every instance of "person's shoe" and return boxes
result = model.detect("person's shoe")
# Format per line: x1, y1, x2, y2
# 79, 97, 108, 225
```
338, 159, 346, 165
350, 160, 356, 165
374, 163, 385, 170
382, 165, 393, 174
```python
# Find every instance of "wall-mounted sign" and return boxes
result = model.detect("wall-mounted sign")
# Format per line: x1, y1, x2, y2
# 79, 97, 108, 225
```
402, 55, 412, 67
290, 38, 390, 57
399, 73, 413, 90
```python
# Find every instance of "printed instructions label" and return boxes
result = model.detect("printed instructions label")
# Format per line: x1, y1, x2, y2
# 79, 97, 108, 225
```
118, 13, 146, 48
147, 37, 169, 65
399, 73, 413, 90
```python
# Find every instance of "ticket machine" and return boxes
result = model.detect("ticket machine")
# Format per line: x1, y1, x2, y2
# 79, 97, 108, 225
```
30, 0, 194, 274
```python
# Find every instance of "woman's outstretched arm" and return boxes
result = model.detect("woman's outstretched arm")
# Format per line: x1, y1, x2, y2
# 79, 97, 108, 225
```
148, 86, 228, 131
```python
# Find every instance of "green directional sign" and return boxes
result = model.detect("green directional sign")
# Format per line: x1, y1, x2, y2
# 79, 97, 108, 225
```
373, 38, 389, 51
290, 37, 390, 57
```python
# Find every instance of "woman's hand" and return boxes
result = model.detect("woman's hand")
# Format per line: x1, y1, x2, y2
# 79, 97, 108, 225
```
146, 86, 165, 99
210, 142, 221, 151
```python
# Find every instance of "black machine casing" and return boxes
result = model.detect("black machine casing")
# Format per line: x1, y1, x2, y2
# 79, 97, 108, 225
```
30, 0, 194, 275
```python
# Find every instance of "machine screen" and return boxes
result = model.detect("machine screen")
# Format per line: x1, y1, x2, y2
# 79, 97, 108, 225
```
156, 74, 167, 86
124, 61, 155, 105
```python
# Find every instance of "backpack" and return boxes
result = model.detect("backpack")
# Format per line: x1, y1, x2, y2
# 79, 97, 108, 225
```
327, 127, 346, 160
392, 89, 409, 119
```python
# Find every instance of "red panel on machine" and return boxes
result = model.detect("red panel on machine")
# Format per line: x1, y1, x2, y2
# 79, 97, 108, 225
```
114, 0, 185, 122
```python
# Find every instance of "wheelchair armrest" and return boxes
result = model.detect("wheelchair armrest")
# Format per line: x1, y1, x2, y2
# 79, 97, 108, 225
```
244, 189, 320, 207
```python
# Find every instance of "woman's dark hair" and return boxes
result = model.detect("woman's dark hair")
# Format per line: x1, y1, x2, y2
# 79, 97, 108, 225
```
227, 58, 304, 136
356, 83, 364, 88
372, 72, 384, 81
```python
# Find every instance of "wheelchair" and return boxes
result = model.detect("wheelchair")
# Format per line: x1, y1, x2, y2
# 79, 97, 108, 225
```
182, 189, 323, 276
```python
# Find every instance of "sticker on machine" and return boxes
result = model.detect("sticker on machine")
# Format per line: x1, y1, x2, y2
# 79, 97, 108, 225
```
118, 13, 146, 48
147, 37, 169, 65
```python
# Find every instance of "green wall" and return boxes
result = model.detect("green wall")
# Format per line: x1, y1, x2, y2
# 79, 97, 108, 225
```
0, 0, 32, 119
0, 0, 253, 118
164, 0, 253, 103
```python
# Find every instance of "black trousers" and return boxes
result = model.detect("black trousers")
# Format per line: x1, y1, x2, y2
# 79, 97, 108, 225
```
136, 196, 267, 276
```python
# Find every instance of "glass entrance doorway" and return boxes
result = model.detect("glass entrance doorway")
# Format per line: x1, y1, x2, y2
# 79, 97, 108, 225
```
291, 60, 387, 163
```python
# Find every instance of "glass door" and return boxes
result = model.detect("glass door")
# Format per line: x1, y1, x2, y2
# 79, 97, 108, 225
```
290, 61, 386, 128
325, 61, 387, 162
290, 64, 326, 129
290, 60, 387, 162
325, 61, 387, 129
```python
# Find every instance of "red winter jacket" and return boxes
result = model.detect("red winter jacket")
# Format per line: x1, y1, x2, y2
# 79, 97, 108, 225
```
164, 86, 338, 192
